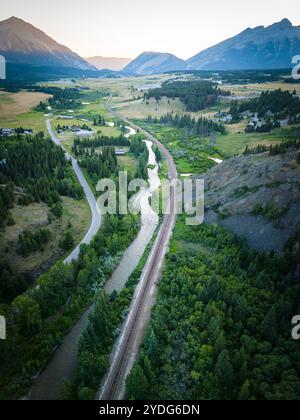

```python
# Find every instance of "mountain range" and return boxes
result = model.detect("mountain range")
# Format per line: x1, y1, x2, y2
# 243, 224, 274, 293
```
124, 19, 300, 74
0, 16, 299, 79
187, 18, 300, 71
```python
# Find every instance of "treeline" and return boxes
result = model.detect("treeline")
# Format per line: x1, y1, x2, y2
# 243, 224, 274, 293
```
0, 134, 84, 206
145, 81, 231, 112
126, 219, 300, 400
183, 69, 292, 85
129, 136, 149, 180
72, 136, 130, 157
243, 138, 300, 156
155, 113, 226, 135
236, 89, 300, 120
0, 213, 139, 400
35, 87, 82, 111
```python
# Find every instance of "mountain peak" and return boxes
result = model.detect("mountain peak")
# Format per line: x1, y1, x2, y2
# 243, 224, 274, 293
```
272, 18, 293, 28
0, 16, 95, 71
123, 51, 186, 75
5, 16, 25, 24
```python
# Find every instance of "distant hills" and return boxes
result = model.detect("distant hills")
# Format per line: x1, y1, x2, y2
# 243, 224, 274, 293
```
123, 19, 300, 75
1, 16, 299, 79
86, 56, 132, 71
122, 52, 187, 75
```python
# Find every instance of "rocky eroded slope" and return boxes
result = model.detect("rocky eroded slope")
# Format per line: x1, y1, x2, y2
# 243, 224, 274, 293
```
196, 151, 300, 253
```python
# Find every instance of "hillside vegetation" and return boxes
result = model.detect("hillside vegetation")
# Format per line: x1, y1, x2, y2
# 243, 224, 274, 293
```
127, 218, 300, 400
196, 142, 300, 253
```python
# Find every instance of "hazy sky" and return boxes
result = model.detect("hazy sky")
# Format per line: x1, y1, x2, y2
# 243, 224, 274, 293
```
1, 0, 300, 59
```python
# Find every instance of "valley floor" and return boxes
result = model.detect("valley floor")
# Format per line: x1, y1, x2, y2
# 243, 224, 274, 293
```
1, 73, 300, 400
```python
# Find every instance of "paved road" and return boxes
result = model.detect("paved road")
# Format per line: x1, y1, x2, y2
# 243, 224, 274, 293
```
46, 120, 102, 264
97, 100, 178, 400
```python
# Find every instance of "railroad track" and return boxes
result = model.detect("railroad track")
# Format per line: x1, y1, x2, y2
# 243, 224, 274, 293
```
98, 101, 177, 400
102, 214, 174, 398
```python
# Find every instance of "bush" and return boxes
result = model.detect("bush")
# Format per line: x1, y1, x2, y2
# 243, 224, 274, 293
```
51, 202, 63, 219
59, 231, 75, 251
7, 215, 15, 226
18, 229, 52, 257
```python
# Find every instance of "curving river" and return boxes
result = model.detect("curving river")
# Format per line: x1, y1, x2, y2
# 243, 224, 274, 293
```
105, 140, 160, 294
29, 128, 160, 400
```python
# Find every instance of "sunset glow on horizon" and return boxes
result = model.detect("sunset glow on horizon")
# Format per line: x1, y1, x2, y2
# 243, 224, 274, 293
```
0, 0, 300, 59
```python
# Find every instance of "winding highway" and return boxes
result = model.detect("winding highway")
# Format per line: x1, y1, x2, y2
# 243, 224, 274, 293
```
97, 99, 178, 400
46, 119, 102, 264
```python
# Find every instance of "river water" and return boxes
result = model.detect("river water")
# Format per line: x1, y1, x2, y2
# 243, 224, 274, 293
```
29, 134, 160, 400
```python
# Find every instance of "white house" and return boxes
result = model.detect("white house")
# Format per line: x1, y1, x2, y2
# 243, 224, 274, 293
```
115, 149, 126, 156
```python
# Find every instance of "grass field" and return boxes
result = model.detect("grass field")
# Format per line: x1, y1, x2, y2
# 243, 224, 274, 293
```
117, 154, 137, 178
216, 130, 286, 157
222, 81, 300, 96
0, 91, 51, 133
40, 76, 166, 118
116, 97, 186, 119
51, 118, 123, 154
53, 117, 122, 136
0, 196, 91, 278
